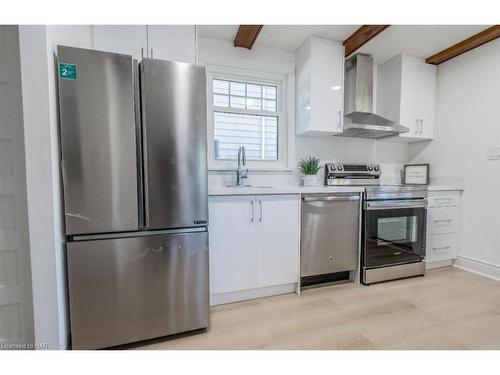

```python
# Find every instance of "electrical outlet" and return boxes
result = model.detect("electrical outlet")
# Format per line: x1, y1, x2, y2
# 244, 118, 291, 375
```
487, 147, 500, 161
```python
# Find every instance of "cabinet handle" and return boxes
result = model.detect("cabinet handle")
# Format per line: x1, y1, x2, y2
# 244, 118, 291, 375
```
337, 110, 342, 129
434, 219, 452, 223
150, 48, 154, 59
432, 246, 451, 251
435, 198, 452, 203
141, 47, 144, 59
259, 201, 263, 222
420, 119, 424, 135
250, 201, 254, 222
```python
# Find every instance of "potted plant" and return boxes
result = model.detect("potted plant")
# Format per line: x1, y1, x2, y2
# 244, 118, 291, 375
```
297, 156, 321, 186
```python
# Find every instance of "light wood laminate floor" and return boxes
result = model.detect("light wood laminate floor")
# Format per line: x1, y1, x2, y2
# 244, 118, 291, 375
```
137, 267, 500, 349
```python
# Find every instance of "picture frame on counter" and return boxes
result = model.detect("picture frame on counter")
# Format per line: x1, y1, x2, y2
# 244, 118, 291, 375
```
403, 164, 430, 185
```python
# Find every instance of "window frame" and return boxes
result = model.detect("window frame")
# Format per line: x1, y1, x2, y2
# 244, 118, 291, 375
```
206, 65, 289, 171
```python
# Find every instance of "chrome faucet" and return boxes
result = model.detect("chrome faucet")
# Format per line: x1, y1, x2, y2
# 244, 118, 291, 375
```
235, 146, 248, 186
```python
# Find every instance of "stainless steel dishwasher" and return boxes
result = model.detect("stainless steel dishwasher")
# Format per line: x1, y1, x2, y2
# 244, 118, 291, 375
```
301, 193, 361, 287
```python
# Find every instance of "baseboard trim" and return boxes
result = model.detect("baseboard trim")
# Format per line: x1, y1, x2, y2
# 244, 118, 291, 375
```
210, 283, 297, 306
454, 256, 500, 282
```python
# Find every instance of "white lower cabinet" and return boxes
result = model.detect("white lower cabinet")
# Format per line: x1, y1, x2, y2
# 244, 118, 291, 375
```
256, 195, 300, 287
209, 195, 257, 295
426, 191, 460, 267
208, 194, 300, 305
427, 233, 458, 263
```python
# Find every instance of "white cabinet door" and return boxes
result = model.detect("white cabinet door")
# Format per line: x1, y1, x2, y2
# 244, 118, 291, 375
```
208, 195, 257, 294
399, 56, 421, 139
92, 25, 147, 60
148, 25, 196, 63
310, 38, 344, 135
377, 54, 436, 142
256, 195, 300, 287
418, 62, 437, 139
296, 37, 344, 136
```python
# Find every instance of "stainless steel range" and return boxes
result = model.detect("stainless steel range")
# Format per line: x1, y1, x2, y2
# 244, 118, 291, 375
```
325, 163, 427, 285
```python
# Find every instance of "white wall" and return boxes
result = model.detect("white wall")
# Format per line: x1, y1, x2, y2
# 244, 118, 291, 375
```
198, 37, 409, 187
409, 40, 500, 268
18, 25, 92, 350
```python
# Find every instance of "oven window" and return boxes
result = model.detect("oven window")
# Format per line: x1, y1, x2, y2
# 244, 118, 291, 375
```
364, 207, 426, 268
377, 216, 417, 245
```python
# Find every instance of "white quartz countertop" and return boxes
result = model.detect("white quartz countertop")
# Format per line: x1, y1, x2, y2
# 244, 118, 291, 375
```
208, 185, 365, 196
208, 184, 463, 196
427, 185, 464, 191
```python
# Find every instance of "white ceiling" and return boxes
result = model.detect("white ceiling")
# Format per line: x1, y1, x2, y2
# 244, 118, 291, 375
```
198, 25, 359, 51
198, 25, 491, 65
357, 25, 490, 64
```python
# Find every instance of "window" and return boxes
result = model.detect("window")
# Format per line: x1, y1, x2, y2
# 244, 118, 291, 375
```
207, 67, 288, 170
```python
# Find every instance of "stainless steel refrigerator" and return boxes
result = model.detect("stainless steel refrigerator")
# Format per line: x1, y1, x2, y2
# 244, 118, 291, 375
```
57, 46, 209, 349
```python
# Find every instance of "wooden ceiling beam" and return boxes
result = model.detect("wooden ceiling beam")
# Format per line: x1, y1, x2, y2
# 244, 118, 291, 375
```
425, 25, 500, 65
234, 25, 263, 49
343, 25, 390, 57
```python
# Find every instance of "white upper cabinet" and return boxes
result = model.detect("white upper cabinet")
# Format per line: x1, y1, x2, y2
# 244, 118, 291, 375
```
418, 62, 437, 139
93, 25, 148, 60
92, 25, 196, 63
377, 54, 436, 142
147, 25, 196, 63
296, 36, 344, 136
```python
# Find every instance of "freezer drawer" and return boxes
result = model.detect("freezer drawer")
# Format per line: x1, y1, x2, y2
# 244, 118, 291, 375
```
67, 230, 209, 349
301, 194, 360, 277
140, 59, 208, 230
58, 46, 139, 235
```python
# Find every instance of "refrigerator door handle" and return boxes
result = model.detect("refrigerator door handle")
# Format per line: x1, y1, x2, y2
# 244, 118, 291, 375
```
139, 62, 151, 228
134, 60, 145, 229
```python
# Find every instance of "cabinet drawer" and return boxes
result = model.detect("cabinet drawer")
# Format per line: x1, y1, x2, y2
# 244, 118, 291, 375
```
427, 207, 458, 235
427, 191, 460, 207
426, 233, 457, 262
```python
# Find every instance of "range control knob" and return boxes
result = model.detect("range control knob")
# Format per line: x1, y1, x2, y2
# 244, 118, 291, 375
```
338, 165, 344, 171
374, 165, 380, 171
368, 165, 373, 171
330, 165, 336, 171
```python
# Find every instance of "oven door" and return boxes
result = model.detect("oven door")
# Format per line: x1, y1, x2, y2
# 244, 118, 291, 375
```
363, 199, 427, 268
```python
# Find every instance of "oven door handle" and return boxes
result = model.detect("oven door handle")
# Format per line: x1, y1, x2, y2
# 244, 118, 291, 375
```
364, 200, 427, 210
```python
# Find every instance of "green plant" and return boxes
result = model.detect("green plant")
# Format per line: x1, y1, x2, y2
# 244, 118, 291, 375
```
297, 156, 321, 175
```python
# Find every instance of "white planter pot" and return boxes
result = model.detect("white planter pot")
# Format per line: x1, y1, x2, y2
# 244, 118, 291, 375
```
302, 175, 319, 187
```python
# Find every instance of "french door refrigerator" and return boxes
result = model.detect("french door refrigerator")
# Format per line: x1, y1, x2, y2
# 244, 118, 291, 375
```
57, 46, 209, 349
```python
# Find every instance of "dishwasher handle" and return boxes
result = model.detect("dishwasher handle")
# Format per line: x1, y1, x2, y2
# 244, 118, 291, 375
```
302, 195, 360, 203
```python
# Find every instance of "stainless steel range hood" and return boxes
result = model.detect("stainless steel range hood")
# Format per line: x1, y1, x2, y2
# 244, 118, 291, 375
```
336, 54, 408, 139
